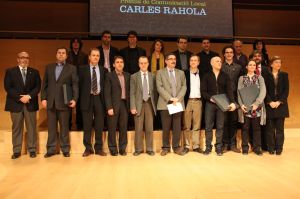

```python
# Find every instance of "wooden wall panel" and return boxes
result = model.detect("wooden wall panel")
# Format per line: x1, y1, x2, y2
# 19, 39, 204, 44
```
0, 39, 299, 129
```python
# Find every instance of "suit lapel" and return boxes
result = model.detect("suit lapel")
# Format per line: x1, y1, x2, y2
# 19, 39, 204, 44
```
57, 64, 67, 82
137, 71, 143, 92
164, 68, 172, 87
15, 67, 25, 87
148, 72, 153, 92
113, 71, 121, 88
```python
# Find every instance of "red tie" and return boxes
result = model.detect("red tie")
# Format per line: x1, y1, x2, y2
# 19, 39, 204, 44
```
256, 66, 261, 76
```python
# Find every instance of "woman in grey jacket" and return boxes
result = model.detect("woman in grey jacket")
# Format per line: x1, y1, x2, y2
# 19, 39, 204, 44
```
237, 60, 266, 156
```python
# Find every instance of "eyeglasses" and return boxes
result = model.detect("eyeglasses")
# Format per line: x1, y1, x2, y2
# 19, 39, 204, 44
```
18, 57, 29, 59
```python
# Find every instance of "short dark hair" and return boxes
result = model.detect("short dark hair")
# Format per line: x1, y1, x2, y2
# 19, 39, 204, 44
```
114, 55, 124, 63
201, 38, 210, 43
222, 45, 235, 56
101, 30, 112, 38
177, 35, 188, 43
88, 48, 100, 56
127, 30, 138, 38
56, 47, 68, 54
249, 50, 262, 59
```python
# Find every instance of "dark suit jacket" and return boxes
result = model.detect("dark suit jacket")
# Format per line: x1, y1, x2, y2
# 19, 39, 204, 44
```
172, 50, 193, 71
97, 45, 119, 70
119, 46, 146, 74
264, 71, 289, 118
66, 51, 88, 68
4, 66, 41, 112
104, 70, 130, 112
41, 63, 78, 110
184, 70, 202, 106
78, 65, 106, 110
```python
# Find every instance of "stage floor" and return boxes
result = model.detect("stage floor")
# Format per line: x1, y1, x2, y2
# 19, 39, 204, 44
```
1, 129, 300, 199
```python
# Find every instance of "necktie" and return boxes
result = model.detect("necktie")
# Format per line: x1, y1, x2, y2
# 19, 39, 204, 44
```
169, 70, 176, 97
92, 67, 98, 94
143, 73, 149, 101
21, 68, 26, 84
256, 66, 261, 76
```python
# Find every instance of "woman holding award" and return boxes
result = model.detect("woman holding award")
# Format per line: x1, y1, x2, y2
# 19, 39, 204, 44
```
237, 60, 266, 155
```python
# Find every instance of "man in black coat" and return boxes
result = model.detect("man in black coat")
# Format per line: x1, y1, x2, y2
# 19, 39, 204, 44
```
172, 35, 193, 71
78, 48, 107, 157
41, 47, 78, 158
97, 30, 119, 72
104, 56, 130, 156
4, 51, 41, 159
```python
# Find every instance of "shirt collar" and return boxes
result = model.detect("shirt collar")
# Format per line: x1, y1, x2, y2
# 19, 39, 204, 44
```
19, 66, 27, 70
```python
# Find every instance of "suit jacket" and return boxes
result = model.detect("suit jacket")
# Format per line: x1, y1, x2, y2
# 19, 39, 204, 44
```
78, 65, 106, 110
97, 45, 119, 71
104, 70, 130, 112
41, 63, 78, 110
264, 71, 289, 118
156, 67, 187, 110
130, 71, 157, 116
4, 66, 41, 112
184, 70, 202, 106
172, 49, 192, 71
120, 46, 146, 74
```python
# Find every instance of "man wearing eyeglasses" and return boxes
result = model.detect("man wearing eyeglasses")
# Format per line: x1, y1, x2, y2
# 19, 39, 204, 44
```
4, 52, 41, 159
156, 53, 187, 156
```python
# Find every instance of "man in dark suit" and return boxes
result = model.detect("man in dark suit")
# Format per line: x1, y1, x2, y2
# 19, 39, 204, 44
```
120, 31, 146, 74
67, 38, 88, 130
41, 47, 78, 158
104, 56, 130, 156
78, 48, 107, 157
156, 53, 187, 156
130, 56, 157, 156
97, 30, 119, 72
172, 35, 193, 71
4, 51, 41, 159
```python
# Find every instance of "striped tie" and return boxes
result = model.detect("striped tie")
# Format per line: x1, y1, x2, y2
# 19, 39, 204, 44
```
92, 67, 98, 94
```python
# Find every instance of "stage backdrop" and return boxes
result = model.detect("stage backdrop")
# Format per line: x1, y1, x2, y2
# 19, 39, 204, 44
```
90, 0, 233, 37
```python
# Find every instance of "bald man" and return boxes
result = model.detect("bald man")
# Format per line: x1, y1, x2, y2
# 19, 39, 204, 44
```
4, 52, 41, 159
201, 56, 236, 156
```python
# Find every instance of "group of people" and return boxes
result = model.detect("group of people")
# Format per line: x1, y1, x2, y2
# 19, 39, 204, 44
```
4, 31, 289, 159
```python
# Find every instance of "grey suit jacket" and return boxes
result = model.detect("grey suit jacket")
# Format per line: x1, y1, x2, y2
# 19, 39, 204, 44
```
41, 63, 78, 110
156, 67, 187, 110
130, 71, 157, 116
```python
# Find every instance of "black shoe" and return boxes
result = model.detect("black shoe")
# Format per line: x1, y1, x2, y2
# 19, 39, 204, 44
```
254, 150, 263, 156
44, 153, 55, 158
95, 150, 107, 156
133, 151, 142, 156
119, 151, 127, 156
203, 149, 211, 155
242, 151, 248, 155
268, 150, 275, 155
146, 151, 155, 156
216, 151, 223, 156
110, 152, 118, 156
193, 148, 203, 153
82, 149, 94, 157
11, 153, 21, 159
222, 144, 228, 153
174, 148, 186, 156
29, 152, 36, 158
63, 152, 70, 157
276, 151, 282, 155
